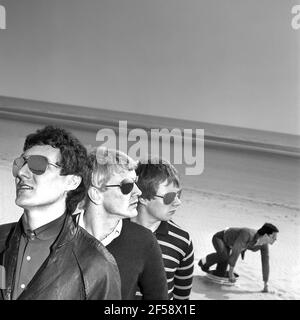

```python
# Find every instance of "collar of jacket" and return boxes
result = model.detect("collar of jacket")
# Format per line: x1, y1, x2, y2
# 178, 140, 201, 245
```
51, 212, 78, 250
1, 212, 78, 300
248, 232, 260, 248
155, 221, 169, 235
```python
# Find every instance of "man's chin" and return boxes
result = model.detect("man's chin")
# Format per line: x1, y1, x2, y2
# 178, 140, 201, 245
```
126, 208, 138, 218
15, 203, 28, 210
15, 198, 26, 207
114, 208, 137, 219
15, 198, 33, 209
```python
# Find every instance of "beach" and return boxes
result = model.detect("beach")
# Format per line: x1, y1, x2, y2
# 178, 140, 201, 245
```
0, 118, 299, 300
176, 189, 300, 300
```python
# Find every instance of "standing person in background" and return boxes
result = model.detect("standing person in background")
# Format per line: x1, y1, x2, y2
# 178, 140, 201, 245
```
0, 126, 121, 300
79, 147, 168, 300
133, 159, 194, 300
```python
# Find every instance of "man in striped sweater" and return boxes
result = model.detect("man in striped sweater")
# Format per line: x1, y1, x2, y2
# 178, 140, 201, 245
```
133, 159, 194, 300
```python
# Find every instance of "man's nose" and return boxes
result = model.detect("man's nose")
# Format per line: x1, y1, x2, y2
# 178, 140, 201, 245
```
173, 195, 181, 206
16, 162, 31, 178
133, 183, 142, 197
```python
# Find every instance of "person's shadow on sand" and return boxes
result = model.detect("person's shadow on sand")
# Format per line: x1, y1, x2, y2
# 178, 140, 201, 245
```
191, 275, 263, 300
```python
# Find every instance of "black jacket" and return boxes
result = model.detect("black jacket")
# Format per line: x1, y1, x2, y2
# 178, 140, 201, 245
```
0, 214, 121, 300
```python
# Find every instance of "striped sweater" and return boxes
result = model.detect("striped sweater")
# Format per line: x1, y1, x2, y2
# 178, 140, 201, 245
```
154, 220, 194, 300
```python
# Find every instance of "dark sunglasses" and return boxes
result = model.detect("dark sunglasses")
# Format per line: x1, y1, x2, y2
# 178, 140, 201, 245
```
105, 179, 136, 195
154, 190, 182, 205
12, 155, 61, 177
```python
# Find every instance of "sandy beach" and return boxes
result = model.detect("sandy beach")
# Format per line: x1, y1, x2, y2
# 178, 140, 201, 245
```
0, 119, 299, 300
0, 0, 299, 302
176, 189, 300, 300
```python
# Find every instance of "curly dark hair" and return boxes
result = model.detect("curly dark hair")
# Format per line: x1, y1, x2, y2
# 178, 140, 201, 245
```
24, 125, 91, 214
136, 158, 180, 200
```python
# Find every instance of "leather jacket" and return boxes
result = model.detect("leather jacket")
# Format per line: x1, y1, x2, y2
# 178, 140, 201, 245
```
0, 214, 121, 300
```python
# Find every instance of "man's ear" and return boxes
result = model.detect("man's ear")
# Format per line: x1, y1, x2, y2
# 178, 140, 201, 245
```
259, 234, 268, 245
264, 234, 270, 241
66, 175, 82, 191
87, 186, 103, 205
138, 197, 149, 206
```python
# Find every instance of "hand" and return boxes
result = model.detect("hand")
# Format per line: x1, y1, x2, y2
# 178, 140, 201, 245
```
228, 266, 236, 283
262, 283, 269, 293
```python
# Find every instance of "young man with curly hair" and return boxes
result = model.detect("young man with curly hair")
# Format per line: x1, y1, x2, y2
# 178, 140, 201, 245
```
0, 126, 121, 300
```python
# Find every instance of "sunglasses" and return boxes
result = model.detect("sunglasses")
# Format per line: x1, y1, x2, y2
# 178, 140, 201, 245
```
154, 190, 182, 205
12, 155, 61, 177
105, 179, 136, 195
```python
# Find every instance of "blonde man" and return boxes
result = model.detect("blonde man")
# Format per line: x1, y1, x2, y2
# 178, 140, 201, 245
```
79, 147, 168, 300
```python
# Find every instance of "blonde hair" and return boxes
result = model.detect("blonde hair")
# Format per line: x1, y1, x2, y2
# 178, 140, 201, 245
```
88, 147, 137, 190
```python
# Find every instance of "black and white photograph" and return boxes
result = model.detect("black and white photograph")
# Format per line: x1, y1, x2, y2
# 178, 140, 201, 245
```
0, 0, 299, 303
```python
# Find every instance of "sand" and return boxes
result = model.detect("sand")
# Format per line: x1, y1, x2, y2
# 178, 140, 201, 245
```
0, 118, 299, 300
175, 188, 300, 300
1, 162, 299, 299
